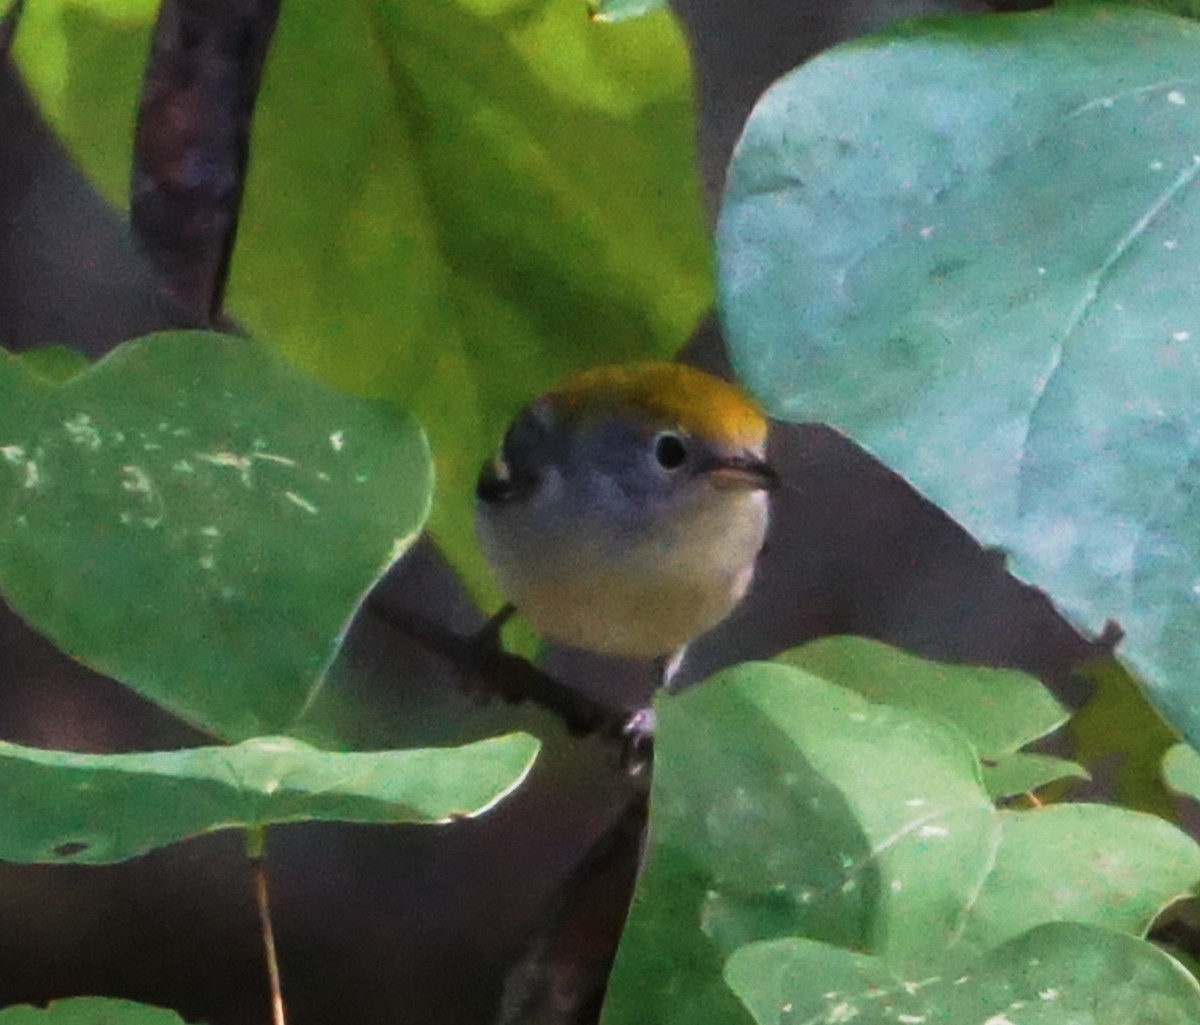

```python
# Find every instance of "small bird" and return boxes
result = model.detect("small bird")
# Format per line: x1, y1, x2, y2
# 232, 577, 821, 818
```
475, 361, 777, 685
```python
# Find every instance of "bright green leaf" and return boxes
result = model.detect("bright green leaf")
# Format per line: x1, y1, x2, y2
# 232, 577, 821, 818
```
0, 732, 538, 864
0, 332, 432, 740
12, 0, 712, 608
726, 922, 1200, 1025
0, 998, 189, 1023
780, 636, 1067, 759
717, 6, 1200, 747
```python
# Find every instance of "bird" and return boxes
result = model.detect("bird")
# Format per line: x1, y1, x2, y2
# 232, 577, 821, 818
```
475, 360, 776, 687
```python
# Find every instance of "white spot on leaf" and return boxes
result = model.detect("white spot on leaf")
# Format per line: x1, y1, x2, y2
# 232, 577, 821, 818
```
285, 491, 319, 515
64, 413, 102, 450
330, 431, 345, 452
1168, 90, 1186, 105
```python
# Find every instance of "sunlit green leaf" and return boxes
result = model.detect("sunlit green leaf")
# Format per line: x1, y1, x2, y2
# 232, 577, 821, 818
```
12, 0, 711, 606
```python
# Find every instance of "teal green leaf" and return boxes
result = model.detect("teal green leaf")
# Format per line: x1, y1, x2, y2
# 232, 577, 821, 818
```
0, 998, 189, 1023
0, 732, 537, 864
1163, 742, 1200, 797
12, 0, 711, 607
982, 752, 1088, 801
780, 636, 1067, 759
603, 657, 1200, 1025
726, 922, 1200, 1025
0, 332, 432, 740
717, 6, 1200, 747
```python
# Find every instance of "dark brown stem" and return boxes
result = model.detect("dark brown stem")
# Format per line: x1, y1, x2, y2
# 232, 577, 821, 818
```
248, 830, 286, 1025
131, 0, 281, 326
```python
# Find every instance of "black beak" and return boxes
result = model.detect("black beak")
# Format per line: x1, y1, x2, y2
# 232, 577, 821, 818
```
476, 458, 538, 504
705, 455, 779, 492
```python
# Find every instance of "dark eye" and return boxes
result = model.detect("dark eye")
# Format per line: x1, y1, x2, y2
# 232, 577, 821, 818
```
653, 432, 688, 470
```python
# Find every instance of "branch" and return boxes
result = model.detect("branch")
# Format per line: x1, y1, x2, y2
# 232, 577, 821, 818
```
131, 0, 281, 326
368, 598, 654, 767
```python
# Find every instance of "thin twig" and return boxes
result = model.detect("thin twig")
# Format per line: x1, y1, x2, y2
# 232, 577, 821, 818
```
248, 829, 287, 1025
368, 598, 654, 767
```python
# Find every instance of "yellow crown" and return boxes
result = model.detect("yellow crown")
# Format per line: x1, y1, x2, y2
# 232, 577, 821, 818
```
548, 361, 769, 449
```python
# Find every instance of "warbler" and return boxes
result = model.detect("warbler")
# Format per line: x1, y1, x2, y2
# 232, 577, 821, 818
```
475, 361, 777, 680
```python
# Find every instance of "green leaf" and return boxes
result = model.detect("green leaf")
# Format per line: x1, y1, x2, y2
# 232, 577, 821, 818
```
0, 332, 432, 740
717, 6, 1200, 747
957, 805, 1200, 957
16, 346, 90, 384
726, 922, 1200, 1025
1163, 742, 1200, 797
603, 657, 1200, 1025
0, 732, 538, 864
12, 0, 712, 608
981, 752, 1088, 801
0, 997, 190, 1023
603, 660, 997, 1025
1071, 658, 1180, 817
779, 636, 1067, 759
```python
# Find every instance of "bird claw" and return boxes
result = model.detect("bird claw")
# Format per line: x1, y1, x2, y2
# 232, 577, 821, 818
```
618, 706, 655, 773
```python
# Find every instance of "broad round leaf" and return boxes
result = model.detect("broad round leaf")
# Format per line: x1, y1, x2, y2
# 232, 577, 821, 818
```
0, 732, 538, 864
0, 332, 432, 740
717, 7, 1200, 745
958, 804, 1200, 957
780, 636, 1067, 758
726, 922, 1200, 1025
604, 660, 998, 1025
602, 654, 1200, 1025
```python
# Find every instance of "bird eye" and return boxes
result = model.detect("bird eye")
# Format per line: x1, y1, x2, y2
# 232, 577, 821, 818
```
653, 432, 688, 470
